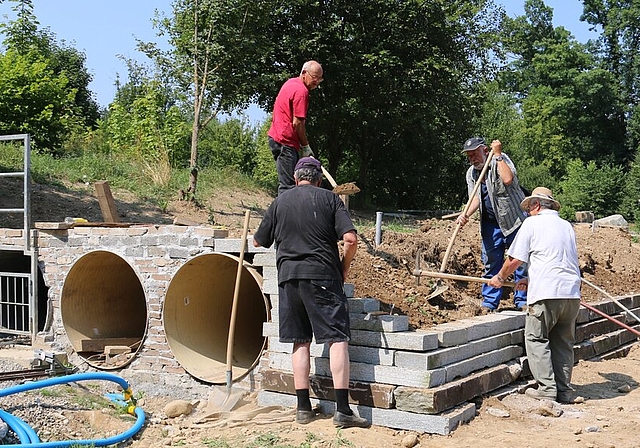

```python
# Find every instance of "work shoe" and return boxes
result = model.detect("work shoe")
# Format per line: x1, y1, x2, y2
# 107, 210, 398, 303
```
296, 409, 316, 424
525, 388, 556, 401
479, 306, 495, 315
517, 304, 528, 313
333, 411, 370, 428
557, 392, 585, 404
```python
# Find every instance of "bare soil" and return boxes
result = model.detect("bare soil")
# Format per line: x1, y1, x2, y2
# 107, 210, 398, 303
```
2, 178, 640, 447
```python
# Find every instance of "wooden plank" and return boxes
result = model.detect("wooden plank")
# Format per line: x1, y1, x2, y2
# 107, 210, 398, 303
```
34, 222, 73, 230
72, 222, 132, 228
94, 181, 121, 223
80, 338, 140, 352
261, 368, 395, 408
104, 345, 133, 366
173, 216, 201, 226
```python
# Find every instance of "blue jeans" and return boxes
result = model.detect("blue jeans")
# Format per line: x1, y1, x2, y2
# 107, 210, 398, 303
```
480, 220, 527, 309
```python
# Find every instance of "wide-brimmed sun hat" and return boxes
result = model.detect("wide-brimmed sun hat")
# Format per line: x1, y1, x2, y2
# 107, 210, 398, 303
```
520, 186, 561, 211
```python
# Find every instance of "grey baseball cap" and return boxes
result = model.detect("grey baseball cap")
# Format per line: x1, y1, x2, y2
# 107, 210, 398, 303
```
462, 137, 486, 153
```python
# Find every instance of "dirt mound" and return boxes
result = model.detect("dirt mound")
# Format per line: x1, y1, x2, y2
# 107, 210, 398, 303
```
349, 216, 640, 329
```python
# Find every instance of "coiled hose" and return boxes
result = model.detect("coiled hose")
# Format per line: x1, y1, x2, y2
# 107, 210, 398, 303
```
0, 372, 145, 447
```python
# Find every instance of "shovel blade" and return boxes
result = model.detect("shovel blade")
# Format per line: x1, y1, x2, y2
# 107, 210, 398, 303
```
332, 182, 360, 195
427, 280, 449, 300
207, 386, 244, 413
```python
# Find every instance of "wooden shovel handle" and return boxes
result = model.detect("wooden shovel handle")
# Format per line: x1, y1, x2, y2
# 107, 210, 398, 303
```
321, 165, 338, 188
418, 270, 516, 288
439, 149, 495, 272
226, 210, 251, 382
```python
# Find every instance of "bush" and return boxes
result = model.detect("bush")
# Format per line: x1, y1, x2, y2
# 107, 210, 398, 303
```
620, 150, 640, 222
557, 159, 625, 220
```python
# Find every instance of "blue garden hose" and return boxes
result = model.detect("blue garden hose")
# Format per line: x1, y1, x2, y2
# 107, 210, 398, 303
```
0, 372, 146, 447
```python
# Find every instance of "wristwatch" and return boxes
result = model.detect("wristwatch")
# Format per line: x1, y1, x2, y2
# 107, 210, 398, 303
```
496, 155, 504, 161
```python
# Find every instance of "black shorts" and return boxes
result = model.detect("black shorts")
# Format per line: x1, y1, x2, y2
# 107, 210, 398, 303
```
278, 279, 351, 344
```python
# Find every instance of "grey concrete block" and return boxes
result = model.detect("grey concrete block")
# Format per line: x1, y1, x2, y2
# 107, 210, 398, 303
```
347, 297, 380, 313
261, 266, 278, 280
395, 331, 522, 370
263, 322, 278, 338
262, 277, 278, 295
215, 236, 272, 253
343, 283, 355, 298
257, 390, 476, 435
253, 252, 276, 267
268, 352, 444, 388
267, 339, 394, 365
432, 322, 468, 347
461, 312, 525, 341
349, 313, 409, 332
267, 338, 292, 354
444, 345, 523, 383
350, 329, 439, 351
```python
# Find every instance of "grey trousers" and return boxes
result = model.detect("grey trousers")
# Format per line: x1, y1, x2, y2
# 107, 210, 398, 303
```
525, 299, 581, 398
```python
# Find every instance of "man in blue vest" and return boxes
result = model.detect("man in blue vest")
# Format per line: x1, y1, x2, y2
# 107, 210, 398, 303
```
456, 138, 528, 312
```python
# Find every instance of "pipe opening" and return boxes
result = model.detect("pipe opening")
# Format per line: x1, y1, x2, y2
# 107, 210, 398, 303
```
61, 250, 147, 369
164, 253, 269, 384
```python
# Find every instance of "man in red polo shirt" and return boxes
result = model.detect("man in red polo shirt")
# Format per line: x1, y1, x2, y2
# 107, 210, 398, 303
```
268, 60, 323, 195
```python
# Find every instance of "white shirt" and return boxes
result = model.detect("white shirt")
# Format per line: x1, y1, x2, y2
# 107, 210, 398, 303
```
508, 209, 581, 304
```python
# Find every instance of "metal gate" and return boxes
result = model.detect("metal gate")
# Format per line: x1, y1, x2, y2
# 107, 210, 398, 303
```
0, 272, 31, 335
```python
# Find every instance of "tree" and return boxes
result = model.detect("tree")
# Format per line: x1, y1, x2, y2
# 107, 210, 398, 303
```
103, 59, 189, 175
255, 0, 505, 208
621, 149, 640, 222
558, 159, 625, 220
498, 0, 626, 184
0, 0, 100, 151
0, 49, 82, 150
582, 0, 640, 154
140, 0, 504, 208
141, 0, 273, 198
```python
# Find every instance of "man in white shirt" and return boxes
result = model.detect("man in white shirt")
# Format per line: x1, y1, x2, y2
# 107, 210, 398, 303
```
488, 187, 581, 403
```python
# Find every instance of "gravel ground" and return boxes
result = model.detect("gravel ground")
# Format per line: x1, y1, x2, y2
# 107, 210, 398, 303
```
0, 353, 136, 446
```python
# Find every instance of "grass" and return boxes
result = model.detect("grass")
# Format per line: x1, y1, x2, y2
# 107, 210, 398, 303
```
200, 429, 357, 448
353, 215, 420, 235
1, 142, 268, 212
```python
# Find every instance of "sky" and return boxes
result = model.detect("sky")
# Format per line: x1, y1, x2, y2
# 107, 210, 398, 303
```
0, 0, 599, 123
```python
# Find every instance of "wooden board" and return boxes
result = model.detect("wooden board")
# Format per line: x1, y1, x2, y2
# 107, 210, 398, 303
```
80, 337, 141, 352
261, 368, 395, 408
94, 181, 121, 223
34, 222, 73, 230
35, 222, 133, 229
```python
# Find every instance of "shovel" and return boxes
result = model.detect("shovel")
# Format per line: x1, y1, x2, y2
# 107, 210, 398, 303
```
426, 150, 495, 299
320, 164, 360, 195
209, 210, 251, 412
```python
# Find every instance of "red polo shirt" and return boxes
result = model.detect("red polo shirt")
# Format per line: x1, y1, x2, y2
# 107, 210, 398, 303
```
268, 77, 309, 150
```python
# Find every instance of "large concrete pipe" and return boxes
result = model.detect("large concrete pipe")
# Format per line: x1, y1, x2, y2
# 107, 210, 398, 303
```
164, 253, 269, 384
61, 250, 147, 369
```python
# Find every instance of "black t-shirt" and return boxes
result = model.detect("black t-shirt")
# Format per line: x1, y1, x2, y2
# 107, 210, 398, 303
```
254, 184, 356, 284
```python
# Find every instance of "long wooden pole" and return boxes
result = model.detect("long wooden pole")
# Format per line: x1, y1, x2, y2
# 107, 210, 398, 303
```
225, 210, 251, 390
439, 149, 495, 272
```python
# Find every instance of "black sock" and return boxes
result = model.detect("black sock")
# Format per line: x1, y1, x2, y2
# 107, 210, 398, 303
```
335, 389, 353, 415
296, 389, 312, 411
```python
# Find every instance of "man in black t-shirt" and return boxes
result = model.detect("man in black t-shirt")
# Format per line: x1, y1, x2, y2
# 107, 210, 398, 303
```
253, 157, 369, 429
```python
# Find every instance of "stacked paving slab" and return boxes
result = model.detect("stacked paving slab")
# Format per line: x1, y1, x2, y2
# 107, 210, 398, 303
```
249, 242, 640, 435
